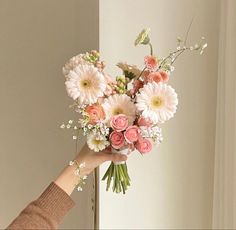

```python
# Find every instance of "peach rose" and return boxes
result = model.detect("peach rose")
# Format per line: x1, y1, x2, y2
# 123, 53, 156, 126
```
144, 55, 158, 70
85, 104, 105, 124
137, 117, 152, 127
110, 114, 129, 132
110, 131, 125, 149
159, 71, 169, 83
135, 138, 152, 154
124, 126, 140, 143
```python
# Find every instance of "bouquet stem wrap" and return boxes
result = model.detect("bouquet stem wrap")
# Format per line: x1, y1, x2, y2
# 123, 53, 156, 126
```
102, 148, 131, 194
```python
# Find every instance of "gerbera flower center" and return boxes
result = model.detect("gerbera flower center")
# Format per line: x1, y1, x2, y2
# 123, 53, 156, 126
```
92, 139, 101, 145
151, 96, 163, 109
112, 107, 124, 115
79, 78, 92, 89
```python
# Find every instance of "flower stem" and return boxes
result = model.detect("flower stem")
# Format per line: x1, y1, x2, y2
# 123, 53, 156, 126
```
102, 162, 131, 194
149, 43, 153, 55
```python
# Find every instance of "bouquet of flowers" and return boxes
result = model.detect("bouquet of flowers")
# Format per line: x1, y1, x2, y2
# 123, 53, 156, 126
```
61, 28, 207, 194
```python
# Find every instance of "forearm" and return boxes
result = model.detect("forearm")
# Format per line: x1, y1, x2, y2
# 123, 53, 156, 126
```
6, 182, 75, 230
54, 163, 85, 196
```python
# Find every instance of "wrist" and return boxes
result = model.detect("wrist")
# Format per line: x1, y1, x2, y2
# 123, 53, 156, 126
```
54, 160, 87, 196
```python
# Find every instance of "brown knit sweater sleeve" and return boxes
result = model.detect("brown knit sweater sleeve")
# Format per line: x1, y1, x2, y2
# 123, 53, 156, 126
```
6, 182, 75, 230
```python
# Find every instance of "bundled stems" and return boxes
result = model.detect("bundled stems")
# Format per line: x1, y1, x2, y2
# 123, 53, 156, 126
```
102, 162, 131, 194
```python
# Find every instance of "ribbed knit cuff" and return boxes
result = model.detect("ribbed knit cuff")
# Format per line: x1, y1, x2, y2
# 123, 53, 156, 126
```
36, 182, 75, 224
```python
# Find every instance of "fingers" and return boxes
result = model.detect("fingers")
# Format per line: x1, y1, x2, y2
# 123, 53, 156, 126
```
112, 154, 127, 162
100, 152, 127, 163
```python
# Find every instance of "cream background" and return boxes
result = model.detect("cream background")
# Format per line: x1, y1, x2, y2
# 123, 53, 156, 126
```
213, 0, 236, 228
99, 0, 220, 229
0, 0, 98, 229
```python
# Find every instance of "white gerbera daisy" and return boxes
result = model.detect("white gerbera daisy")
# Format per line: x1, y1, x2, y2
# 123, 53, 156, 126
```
102, 94, 136, 124
65, 64, 106, 104
136, 82, 178, 124
87, 133, 109, 152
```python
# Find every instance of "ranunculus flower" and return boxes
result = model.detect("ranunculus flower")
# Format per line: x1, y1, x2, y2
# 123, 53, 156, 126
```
159, 71, 169, 83
144, 71, 169, 84
85, 104, 105, 124
148, 72, 162, 83
137, 117, 152, 127
110, 114, 129, 132
135, 138, 152, 154
144, 55, 158, 70
142, 70, 151, 78
124, 126, 140, 143
110, 131, 125, 149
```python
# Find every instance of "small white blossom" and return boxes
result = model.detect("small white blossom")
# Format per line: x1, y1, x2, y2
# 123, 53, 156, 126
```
74, 169, 80, 176
202, 43, 208, 49
60, 124, 65, 129
69, 161, 74, 166
68, 120, 73, 124
79, 162, 86, 168
195, 44, 200, 49
77, 186, 83, 191
72, 136, 77, 140
170, 66, 175, 72
140, 126, 163, 144
88, 124, 93, 129
66, 124, 71, 129
92, 129, 96, 134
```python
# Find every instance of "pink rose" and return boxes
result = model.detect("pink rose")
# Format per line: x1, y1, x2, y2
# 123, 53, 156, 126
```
159, 71, 169, 83
135, 138, 152, 154
124, 126, 140, 143
110, 131, 125, 149
144, 55, 158, 70
137, 117, 152, 127
110, 114, 129, 132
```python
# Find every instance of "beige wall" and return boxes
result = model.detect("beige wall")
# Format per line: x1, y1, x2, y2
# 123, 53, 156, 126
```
99, 0, 220, 229
0, 0, 98, 229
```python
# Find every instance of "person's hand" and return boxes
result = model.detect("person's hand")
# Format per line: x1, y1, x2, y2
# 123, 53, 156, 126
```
75, 144, 127, 177
55, 144, 127, 195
